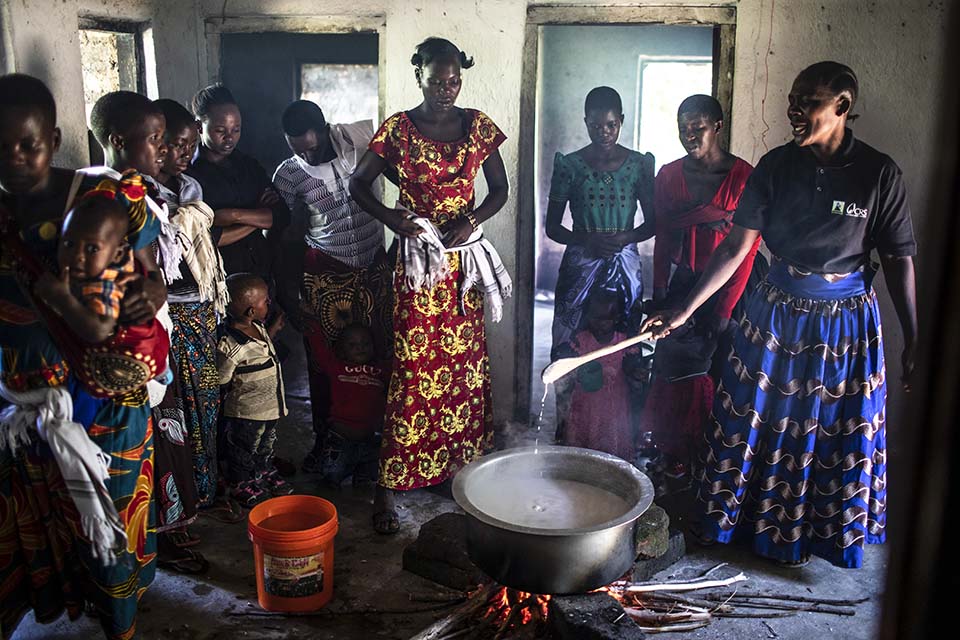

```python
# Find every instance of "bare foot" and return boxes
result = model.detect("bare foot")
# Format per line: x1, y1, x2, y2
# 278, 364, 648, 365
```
372, 484, 400, 534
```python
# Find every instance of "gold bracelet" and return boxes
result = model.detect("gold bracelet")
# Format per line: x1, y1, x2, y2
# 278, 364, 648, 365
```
464, 211, 478, 230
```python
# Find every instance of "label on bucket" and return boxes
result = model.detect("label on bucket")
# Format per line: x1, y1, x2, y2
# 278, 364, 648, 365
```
263, 551, 324, 598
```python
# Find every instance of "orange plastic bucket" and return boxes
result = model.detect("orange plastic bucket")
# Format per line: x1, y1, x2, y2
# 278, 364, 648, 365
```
248, 495, 338, 612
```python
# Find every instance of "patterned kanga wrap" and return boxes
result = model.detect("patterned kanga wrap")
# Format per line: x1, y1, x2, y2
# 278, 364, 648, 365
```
695, 257, 887, 568
368, 109, 506, 490
0, 169, 159, 639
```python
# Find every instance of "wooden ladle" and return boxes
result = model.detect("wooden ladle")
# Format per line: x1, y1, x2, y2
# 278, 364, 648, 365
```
541, 331, 655, 385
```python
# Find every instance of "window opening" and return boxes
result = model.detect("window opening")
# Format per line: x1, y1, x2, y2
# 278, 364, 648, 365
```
299, 63, 379, 125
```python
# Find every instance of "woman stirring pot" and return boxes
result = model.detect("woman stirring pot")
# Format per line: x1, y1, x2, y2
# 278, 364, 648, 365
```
642, 62, 917, 569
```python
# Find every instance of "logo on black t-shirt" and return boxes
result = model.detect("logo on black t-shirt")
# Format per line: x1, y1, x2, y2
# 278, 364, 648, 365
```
830, 199, 869, 219
845, 203, 869, 218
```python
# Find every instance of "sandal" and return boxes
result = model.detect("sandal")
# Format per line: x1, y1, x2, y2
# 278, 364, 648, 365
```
158, 548, 210, 575
372, 509, 400, 535
166, 528, 200, 549
688, 523, 717, 547
259, 469, 295, 497
199, 497, 247, 524
775, 555, 811, 569
232, 481, 269, 508
301, 451, 324, 475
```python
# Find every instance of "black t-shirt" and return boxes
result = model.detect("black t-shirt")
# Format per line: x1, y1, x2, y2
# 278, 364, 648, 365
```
186, 149, 289, 278
733, 129, 916, 274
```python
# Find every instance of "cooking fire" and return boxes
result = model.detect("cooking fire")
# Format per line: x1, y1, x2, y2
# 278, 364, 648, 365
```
409, 565, 867, 639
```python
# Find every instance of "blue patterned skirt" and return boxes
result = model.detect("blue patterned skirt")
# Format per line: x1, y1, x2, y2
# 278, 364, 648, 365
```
168, 302, 221, 508
696, 258, 886, 568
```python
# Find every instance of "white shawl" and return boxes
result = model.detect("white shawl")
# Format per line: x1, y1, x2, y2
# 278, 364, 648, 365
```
401, 216, 512, 322
0, 383, 127, 565
169, 201, 229, 315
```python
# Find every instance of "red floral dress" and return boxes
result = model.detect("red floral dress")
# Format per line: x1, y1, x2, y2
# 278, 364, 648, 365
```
368, 109, 506, 490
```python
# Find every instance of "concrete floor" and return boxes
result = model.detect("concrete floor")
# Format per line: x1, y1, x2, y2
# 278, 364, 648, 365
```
13, 305, 888, 639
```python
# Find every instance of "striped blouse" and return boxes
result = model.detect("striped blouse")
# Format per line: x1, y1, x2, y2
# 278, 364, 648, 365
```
273, 120, 384, 270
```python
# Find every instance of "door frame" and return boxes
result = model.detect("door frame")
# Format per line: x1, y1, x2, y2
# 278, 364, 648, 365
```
514, 4, 737, 420
203, 15, 387, 124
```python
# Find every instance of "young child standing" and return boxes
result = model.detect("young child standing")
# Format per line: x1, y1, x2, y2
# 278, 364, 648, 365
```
555, 288, 641, 461
305, 323, 391, 486
218, 273, 290, 507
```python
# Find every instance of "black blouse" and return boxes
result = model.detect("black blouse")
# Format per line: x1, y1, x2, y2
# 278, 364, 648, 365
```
186, 149, 289, 278
734, 129, 916, 274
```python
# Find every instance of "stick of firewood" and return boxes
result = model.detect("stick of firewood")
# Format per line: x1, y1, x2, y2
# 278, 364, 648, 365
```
624, 608, 711, 625
408, 583, 497, 640
493, 595, 538, 640
642, 593, 805, 619
693, 597, 855, 616
729, 601, 855, 617
698, 562, 729, 579
409, 593, 468, 604
711, 592, 870, 606
713, 611, 798, 619
436, 629, 473, 640
621, 572, 747, 593
644, 593, 722, 609
634, 620, 712, 633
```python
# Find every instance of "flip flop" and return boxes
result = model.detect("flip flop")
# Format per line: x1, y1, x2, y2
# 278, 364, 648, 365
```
158, 549, 210, 575
372, 509, 400, 535
166, 528, 201, 549
199, 497, 246, 524
688, 524, 717, 547
775, 555, 811, 569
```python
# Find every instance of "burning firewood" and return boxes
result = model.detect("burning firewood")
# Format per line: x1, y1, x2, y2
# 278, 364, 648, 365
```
409, 571, 866, 639
409, 583, 497, 640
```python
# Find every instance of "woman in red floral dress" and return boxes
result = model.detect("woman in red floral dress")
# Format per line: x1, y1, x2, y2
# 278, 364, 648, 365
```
351, 37, 509, 533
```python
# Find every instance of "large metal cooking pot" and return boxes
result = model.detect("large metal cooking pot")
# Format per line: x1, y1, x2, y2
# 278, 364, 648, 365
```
452, 445, 654, 594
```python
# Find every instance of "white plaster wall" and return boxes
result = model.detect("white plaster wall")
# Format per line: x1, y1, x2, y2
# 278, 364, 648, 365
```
150, 0, 205, 107
727, 0, 951, 422
5, 0, 203, 167
7, 0, 89, 166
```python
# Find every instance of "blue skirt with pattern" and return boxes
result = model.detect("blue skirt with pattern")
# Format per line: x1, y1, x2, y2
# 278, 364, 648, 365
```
696, 258, 886, 568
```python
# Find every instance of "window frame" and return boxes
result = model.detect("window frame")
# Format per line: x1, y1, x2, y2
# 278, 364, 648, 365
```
78, 16, 148, 96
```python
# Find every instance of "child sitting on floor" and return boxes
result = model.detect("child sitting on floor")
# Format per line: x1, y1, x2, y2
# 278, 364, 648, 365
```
309, 323, 391, 487
217, 273, 290, 507
555, 288, 642, 462
34, 193, 172, 385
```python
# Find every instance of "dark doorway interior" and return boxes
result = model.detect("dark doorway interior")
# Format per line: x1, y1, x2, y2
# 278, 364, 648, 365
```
219, 31, 378, 173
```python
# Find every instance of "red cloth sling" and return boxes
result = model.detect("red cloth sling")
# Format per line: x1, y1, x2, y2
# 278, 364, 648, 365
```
0, 206, 168, 398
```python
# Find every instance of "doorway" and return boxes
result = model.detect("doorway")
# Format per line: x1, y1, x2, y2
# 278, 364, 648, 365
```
517, 7, 737, 428
218, 31, 379, 173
